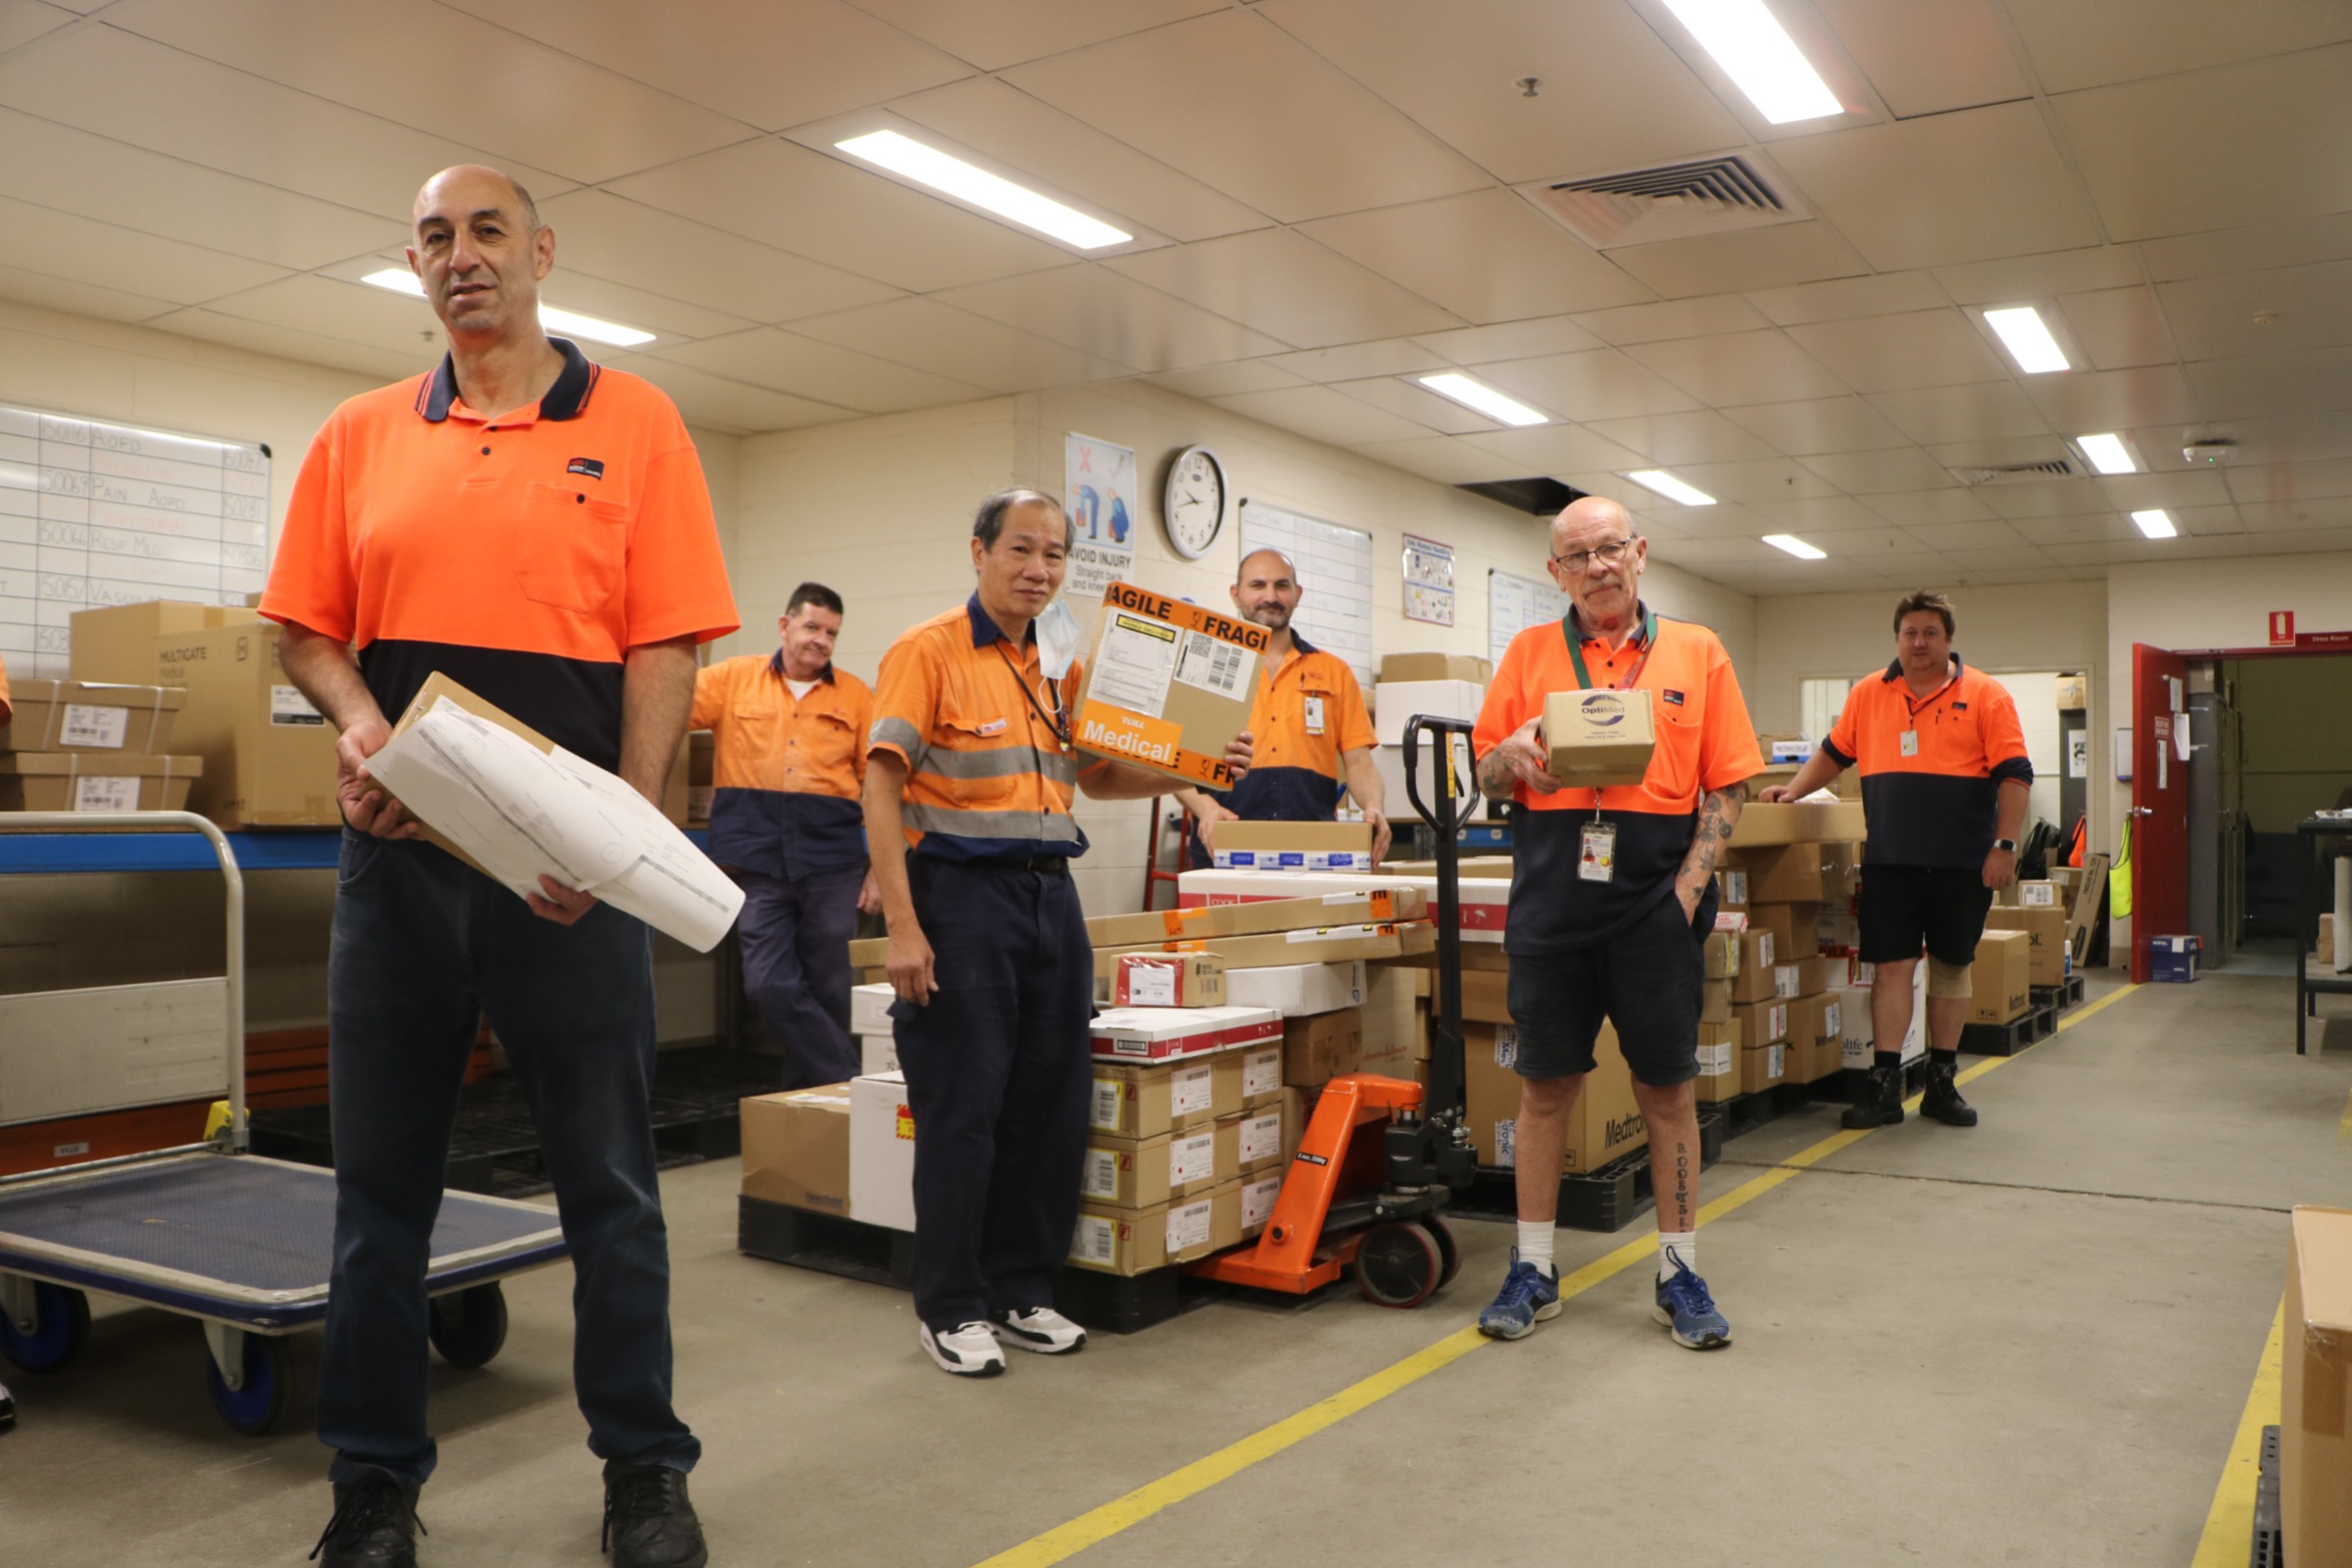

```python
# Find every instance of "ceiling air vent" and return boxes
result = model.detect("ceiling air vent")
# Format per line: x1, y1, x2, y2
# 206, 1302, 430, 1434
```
1524, 153, 1807, 249
1952, 460, 2076, 485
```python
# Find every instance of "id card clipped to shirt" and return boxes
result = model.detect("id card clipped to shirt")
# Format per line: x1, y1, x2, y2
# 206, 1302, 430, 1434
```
1302, 695, 1326, 735
1579, 819, 1617, 883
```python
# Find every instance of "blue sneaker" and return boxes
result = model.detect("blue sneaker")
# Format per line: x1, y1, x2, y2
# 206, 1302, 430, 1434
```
1477, 1250, 1561, 1340
1652, 1250, 1731, 1349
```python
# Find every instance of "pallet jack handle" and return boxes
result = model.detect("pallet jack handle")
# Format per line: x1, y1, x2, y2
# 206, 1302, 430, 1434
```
1400, 715, 1482, 1129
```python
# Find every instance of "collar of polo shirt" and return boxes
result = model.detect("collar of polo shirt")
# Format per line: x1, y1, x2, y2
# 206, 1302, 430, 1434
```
417, 336, 597, 424
965, 592, 1039, 650
1883, 651, 1966, 682
768, 649, 837, 684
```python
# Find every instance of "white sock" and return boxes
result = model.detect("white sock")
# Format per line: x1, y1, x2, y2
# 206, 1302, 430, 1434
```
1516, 1221, 1556, 1275
1657, 1230, 1696, 1283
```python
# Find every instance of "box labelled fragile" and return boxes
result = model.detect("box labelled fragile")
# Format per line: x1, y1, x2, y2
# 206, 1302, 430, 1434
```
1075, 582, 1266, 791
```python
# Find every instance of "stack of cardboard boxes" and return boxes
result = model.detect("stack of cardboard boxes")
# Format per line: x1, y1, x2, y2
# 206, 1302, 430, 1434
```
1715, 823, 1864, 1095
1366, 652, 1488, 825
0, 670, 204, 813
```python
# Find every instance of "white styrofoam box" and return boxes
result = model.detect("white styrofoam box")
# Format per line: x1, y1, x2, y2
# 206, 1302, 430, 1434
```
858, 1033, 899, 1076
1373, 679, 1486, 747
1089, 1004, 1283, 1062
0, 978, 229, 1125
849, 1072, 915, 1233
850, 982, 896, 1037
1836, 960, 1927, 1069
1223, 960, 1366, 1017
1178, 867, 1507, 943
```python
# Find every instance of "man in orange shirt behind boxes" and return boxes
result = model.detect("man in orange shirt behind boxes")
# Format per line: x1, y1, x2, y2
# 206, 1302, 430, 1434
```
692, 581, 875, 1089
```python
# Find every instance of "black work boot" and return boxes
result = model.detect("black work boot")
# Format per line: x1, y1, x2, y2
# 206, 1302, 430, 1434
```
310, 1475, 421, 1567
1922, 1060, 1979, 1126
603, 1460, 708, 1568
1840, 1057, 1906, 1129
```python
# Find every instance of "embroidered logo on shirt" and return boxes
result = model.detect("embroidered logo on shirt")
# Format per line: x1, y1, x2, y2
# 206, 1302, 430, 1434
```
566, 457, 605, 479
1951, 700, 1969, 710
1663, 689, 1686, 707
977, 719, 1007, 736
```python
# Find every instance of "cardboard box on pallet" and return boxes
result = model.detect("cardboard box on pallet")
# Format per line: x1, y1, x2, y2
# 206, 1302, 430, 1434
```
848, 1072, 915, 1233
1838, 960, 1927, 1068
1069, 1179, 1243, 1275
1088, 1004, 1281, 1063
1700, 978, 1732, 1025
1461, 1021, 1645, 1174
1230, 1103, 1288, 1173
1075, 581, 1266, 792
1715, 866, 1749, 909
1238, 1171, 1284, 1240
0, 679, 183, 755
1700, 930, 1740, 980
1281, 1007, 1363, 1087
1732, 997, 1789, 1057
1984, 906, 2068, 987
1694, 1031, 1741, 1104
2283, 1205, 2352, 1562
1091, 888, 1424, 948
69, 599, 259, 684
1113, 953, 1228, 1007
1732, 841, 1842, 903
1079, 1117, 1240, 1207
1728, 932, 1780, 1004
1784, 994, 1841, 1083
1969, 929, 2034, 1024
1210, 819, 1374, 871
1091, 1054, 1244, 1139
740, 1086, 853, 1218
1740, 1041, 1786, 1094
1745, 903, 1810, 964
0, 751, 204, 812
1238, 1042, 1283, 1107
152, 620, 340, 826
1773, 956, 1833, 1000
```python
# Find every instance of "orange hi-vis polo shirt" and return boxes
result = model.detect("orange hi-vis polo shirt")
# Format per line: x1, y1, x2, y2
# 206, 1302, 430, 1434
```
1821, 654, 2032, 869
1225, 636, 1375, 820
868, 594, 1112, 863
261, 338, 738, 772
0, 650, 11, 729
1474, 605, 1762, 953
691, 652, 873, 878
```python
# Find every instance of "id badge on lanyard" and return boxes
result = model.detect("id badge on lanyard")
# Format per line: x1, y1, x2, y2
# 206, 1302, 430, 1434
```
1899, 729, 1920, 758
1302, 695, 1325, 736
1580, 819, 1617, 883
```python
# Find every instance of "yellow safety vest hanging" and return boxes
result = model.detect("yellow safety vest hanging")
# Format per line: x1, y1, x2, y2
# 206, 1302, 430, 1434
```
2109, 819, 2134, 920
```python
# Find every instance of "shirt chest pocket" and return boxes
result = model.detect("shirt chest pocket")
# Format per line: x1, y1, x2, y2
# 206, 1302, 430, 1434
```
1648, 708, 1703, 801
932, 705, 1026, 808
516, 481, 630, 614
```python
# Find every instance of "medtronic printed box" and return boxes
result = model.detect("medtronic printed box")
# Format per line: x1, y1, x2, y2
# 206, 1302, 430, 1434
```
1462, 1021, 1645, 1174
739, 1087, 853, 1218
152, 621, 338, 826
2283, 1205, 2352, 1563
1210, 819, 1375, 871
1542, 688, 1655, 787
1069, 1179, 1243, 1275
0, 680, 182, 755
1075, 582, 1267, 791
848, 1072, 915, 1233
1968, 929, 2034, 1024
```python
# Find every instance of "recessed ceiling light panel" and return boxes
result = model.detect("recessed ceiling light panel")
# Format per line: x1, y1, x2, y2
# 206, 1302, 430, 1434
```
1762, 532, 1827, 560
1660, 0, 1845, 123
1625, 468, 1719, 506
2132, 509, 2178, 539
1983, 305, 2072, 374
1416, 372, 1551, 427
360, 268, 656, 347
835, 129, 1131, 250
2076, 432, 2137, 475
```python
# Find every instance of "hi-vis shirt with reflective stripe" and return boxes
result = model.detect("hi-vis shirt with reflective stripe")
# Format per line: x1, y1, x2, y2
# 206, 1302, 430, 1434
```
867, 595, 1105, 862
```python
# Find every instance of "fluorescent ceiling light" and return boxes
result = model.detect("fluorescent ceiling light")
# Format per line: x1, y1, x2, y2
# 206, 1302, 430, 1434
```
834, 129, 1130, 249
1416, 371, 1551, 427
1983, 306, 2072, 374
2132, 509, 2178, 539
1660, 0, 1844, 123
1624, 468, 1718, 507
1762, 533, 1827, 560
2077, 432, 2137, 475
360, 268, 655, 347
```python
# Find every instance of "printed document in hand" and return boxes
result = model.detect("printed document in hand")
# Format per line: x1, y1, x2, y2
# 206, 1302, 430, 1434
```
366, 698, 744, 952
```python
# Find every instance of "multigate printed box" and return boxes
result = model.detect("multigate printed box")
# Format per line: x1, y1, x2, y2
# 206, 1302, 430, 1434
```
70, 600, 259, 684
151, 621, 339, 826
1075, 582, 1266, 791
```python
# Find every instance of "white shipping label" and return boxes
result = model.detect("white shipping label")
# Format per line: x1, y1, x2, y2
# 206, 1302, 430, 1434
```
1493, 1024, 1518, 1070
60, 704, 129, 748
1285, 923, 1378, 944
1168, 1131, 1217, 1186
1494, 1117, 1517, 1168
1752, 931, 1775, 968
1242, 1175, 1282, 1230
1090, 1079, 1125, 1132
1124, 960, 1177, 1006
1695, 1043, 1733, 1075
1241, 1046, 1281, 1099
1824, 1002, 1841, 1037
1170, 1063, 1213, 1116
1080, 1150, 1121, 1200
1239, 1113, 1282, 1164
270, 683, 326, 726
1070, 1215, 1116, 1267
1172, 628, 1247, 697
1767, 1043, 1785, 1078
1093, 611, 1180, 718
1768, 1004, 1788, 1040
1166, 1198, 1212, 1253
1774, 964, 1799, 1000
2022, 882, 2057, 907
74, 775, 140, 812
1721, 870, 1748, 904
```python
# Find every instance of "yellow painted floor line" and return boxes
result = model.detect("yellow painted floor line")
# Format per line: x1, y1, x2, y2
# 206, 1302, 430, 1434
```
2188, 1298, 2284, 1567
978, 981, 2147, 1568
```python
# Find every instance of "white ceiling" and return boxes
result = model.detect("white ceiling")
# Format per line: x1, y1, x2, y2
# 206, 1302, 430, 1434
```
1, 0, 2348, 597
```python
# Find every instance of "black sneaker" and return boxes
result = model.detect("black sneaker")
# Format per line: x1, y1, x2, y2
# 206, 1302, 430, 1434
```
1922, 1062, 1979, 1126
309, 1475, 421, 1567
603, 1460, 708, 1568
1840, 1058, 1906, 1130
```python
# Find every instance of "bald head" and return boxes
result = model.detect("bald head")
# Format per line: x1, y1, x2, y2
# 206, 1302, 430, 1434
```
1549, 495, 1632, 552
1237, 547, 1297, 584
414, 165, 539, 234
406, 164, 554, 349
1231, 547, 1302, 638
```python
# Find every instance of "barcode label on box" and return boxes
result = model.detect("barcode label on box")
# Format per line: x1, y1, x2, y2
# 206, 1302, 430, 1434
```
1174, 630, 1246, 697
1824, 1002, 1841, 1037
1494, 1117, 1517, 1168
1766, 1004, 1788, 1040
61, 704, 129, 748
1167, 1198, 1212, 1252
1090, 1080, 1125, 1132
1170, 1063, 1213, 1115
1774, 964, 1799, 999
1241, 1046, 1281, 1099
270, 684, 326, 726
1696, 1043, 1733, 1076
2022, 882, 2057, 906
1242, 1175, 1281, 1230
1493, 1025, 1518, 1071
1070, 1214, 1116, 1266
1168, 1131, 1217, 1186
1080, 1151, 1121, 1200
1239, 1112, 1281, 1164
1720, 870, 1747, 904
74, 775, 139, 812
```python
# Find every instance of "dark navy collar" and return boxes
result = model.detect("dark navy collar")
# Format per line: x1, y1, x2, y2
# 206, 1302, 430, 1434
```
1568, 599, 1654, 646
418, 335, 595, 423
1287, 630, 1319, 658
966, 593, 1037, 650
769, 650, 835, 684
1883, 652, 1966, 684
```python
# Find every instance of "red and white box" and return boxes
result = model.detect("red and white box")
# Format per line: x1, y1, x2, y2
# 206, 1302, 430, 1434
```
1112, 953, 1226, 1007
1089, 1004, 1283, 1063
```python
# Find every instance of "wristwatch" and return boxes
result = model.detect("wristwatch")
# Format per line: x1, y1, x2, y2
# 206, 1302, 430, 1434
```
1992, 837, 2018, 854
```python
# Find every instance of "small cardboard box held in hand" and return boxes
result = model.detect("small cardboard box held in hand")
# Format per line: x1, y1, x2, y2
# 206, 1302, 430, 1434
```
152, 620, 339, 826
1075, 582, 1266, 791
1542, 688, 1655, 787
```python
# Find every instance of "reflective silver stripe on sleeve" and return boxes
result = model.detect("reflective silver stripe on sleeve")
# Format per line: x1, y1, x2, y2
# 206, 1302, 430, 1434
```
915, 746, 1078, 786
901, 802, 1082, 844
869, 715, 923, 757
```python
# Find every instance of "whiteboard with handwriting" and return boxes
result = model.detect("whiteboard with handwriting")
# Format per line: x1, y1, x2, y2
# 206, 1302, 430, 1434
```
0, 405, 270, 679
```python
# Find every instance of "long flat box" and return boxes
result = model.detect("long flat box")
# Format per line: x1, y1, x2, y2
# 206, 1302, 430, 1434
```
2284, 1205, 2352, 1562
1113, 953, 1227, 1007
1178, 868, 1506, 943
1209, 819, 1374, 871
1378, 653, 1491, 684
1542, 687, 1655, 787
1969, 929, 2033, 1023
1079, 1117, 1240, 1207
1373, 677, 1486, 746
1091, 887, 1425, 948
1984, 906, 2067, 986
1728, 801, 1867, 848
1461, 1021, 1646, 1174
1223, 960, 1365, 1017
1069, 1179, 1242, 1275
1090, 1054, 1243, 1138
0, 751, 203, 812
1089, 1004, 1281, 1063
848, 1072, 915, 1234
1281, 1007, 1362, 1087
151, 620, 339, 826
70, 600, 259, 684
1075, 582, 1266, 792
0, 679, 183, 755
0, 978, 227, 1124
740, 1086, 853, 1218
1740, 1041, 1787, 1094
1096, 922, 1426, 977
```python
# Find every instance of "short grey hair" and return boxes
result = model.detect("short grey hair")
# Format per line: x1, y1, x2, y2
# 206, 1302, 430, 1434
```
972, 487, 1074, 551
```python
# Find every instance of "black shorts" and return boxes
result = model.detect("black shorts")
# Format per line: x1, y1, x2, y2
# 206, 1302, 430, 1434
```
1858, 864, 1995, 967
1504, 887, 1709, 1089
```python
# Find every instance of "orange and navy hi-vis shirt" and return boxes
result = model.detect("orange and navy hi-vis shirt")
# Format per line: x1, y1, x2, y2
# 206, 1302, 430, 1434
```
1225, 635, 1375, 820
0, 650, 11, 729
1473, 605, 1763, 954
261, 338, 739, 771
1821, 654, 2032, 869
691, 653, 873, 878
867, 595, 1110, 863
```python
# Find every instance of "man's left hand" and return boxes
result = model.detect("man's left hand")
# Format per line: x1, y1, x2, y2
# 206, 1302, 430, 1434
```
1365, 808, 1393, 865
1222, 730, 1254, 782
526, 874, 598, 926
1982, 848, 2018, 891
857, 869, 882, 916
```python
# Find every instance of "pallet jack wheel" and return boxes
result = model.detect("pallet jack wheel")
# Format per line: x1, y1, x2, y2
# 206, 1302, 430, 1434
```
1354, 1222, 1442, 1309
0, 1283, 90, 1375
206, 1332, 292, 1437
428, 1282, 509, 1369
1420, 1215, 1462, 1290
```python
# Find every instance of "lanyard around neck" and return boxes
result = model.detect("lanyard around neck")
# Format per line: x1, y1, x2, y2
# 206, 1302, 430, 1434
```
993, 641, 1070, 750
1565, 607, 1659, 692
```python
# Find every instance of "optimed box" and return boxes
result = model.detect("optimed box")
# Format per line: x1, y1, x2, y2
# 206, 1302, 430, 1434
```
152, 620, 338, 826
1543, 688, 1656, 787
1075, 582, 1266, 791
740, 1086, 853, 1217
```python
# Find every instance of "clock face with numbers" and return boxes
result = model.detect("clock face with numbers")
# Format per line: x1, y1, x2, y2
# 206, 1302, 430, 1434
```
1161, 445, 1226, 561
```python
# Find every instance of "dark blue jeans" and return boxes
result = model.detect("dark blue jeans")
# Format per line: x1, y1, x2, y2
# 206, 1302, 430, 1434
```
318, 831, 697, 1489
735, 865, 861, 1089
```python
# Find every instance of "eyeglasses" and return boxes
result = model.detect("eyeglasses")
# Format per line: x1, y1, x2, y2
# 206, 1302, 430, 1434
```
1551, 538, 1634, 575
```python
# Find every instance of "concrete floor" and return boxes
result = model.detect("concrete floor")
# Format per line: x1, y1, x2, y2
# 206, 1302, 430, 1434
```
5, 972, 2349, 1567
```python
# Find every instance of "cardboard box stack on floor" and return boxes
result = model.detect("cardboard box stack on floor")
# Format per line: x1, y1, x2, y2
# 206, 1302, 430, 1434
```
1718, 830, 1862, 1088
0, 611, 211, 811
1969, 929, 2034, 1023
1367, 652, 1488, 820
2283, 1205, 2352, 1562
1984, 881, 2071, 988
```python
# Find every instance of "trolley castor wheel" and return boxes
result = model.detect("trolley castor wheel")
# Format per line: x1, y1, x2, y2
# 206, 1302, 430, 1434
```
1421, 1213, 1462, 1289
1353, 1221, 1443, 1308
205, 1330, 292, 1437
0, 1281, 90, 1375
429, 1282, 509, 1369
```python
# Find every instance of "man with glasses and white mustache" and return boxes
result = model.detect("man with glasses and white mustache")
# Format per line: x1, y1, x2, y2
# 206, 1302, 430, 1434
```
1469, 496, 1762, 1350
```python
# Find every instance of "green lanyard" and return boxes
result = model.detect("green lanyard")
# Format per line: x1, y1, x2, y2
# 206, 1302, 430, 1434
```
1564, 607, 1659, 691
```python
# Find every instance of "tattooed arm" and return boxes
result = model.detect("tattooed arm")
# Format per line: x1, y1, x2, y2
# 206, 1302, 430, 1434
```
1675, 780, 1747, 918
1477, 713, 1563, 801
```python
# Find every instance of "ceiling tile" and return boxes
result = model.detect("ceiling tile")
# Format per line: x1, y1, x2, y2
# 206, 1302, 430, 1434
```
1668, 458, 1841, 505
535, 188, 901, 324
1721, 395, 1913, 455
1141, 362, 1309, 401
1348, 435, 1535, 485
1797, 447, 1959, 492
2008, 0, 2352, 94
1971, 476, 2107, 518
1002, 11, 1486, 224
2227, 458, 2352, 506
1812, 0, 2031, 117
1471, 348, 1702, 421
1782, 526, 1937, 560
1857, 488, 1995, 525
0, 194, 287, 306
933, 266, 1288, 373
1608, 223, 1869, 299
1259, 0, 1746, 185
1106, 227, 1460, 349
2237, 493, 2352, 531
2140, 212, 2352, 282
888, 75, 1269, 245
1743, 271, 1950, 326
1298, 190, 1650, 323
1263, 340, 1452, 383
2186, 345, 2352, 420
845, 0, 1228, 72
102, 0, 754, 183
1458, 423, 1651, 474
145, 306, 424, 380
1935, 545, 2061, 573
519, 270, 755, 342
607, 138, 1070, 294
1623, 329, 1850, 406
2172, 503, 2249, 536
2157, 259, 2352, 363
0, 1, 78, 55
1748, 495, 1898, 531
2094, 470, 2235, 511
2007, 512, 2126, 546
1581, 410, 1783, 466
1770, 102, 2099, 270
1568, 294, 1766, 346
2022, 365, 2199, 431
441, 0, 968, 130
1787, 308, 2010, 393
1925, 434, 2073, 469
1327, 376, 1498, 436
1208, 383, 1438, 448
1897, 517, 2033, 551
1410, 316, 1610, 365
1869, 381, 2050, 444
653, 326, 988, 412
0, 262, 179, 325
2202, 414, 2352, 466
2247, 525, 2352, 558
2051, 45, 2352, 241
2057, 286, 2179, 370
618, 355, 862, 434
1933, 247, 2144, 305
195, 272, 463, 357
788, 296, 1133, 393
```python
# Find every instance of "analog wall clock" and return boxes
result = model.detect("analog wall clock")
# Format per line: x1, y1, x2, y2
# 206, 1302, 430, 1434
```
1160, 444, 1227, 561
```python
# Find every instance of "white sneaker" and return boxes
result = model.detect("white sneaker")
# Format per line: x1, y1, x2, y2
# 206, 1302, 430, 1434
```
919, 1320, 1005, 1377
990, 1306, 1088, 1355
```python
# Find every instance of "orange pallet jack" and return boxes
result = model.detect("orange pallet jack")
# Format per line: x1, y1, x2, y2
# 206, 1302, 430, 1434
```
1190, 714, 1481, 1307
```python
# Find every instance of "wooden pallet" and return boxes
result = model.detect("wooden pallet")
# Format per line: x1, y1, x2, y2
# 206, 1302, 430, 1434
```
1958, 1004, 2057, 1056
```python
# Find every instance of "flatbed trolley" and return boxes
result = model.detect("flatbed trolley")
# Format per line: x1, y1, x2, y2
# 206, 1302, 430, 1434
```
0, 811, 568, 1436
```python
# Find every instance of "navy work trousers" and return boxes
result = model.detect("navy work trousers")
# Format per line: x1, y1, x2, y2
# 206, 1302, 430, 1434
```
735, 865, 861, 1088
318, 831, 698, 1490
890, 858, 1093, 1330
